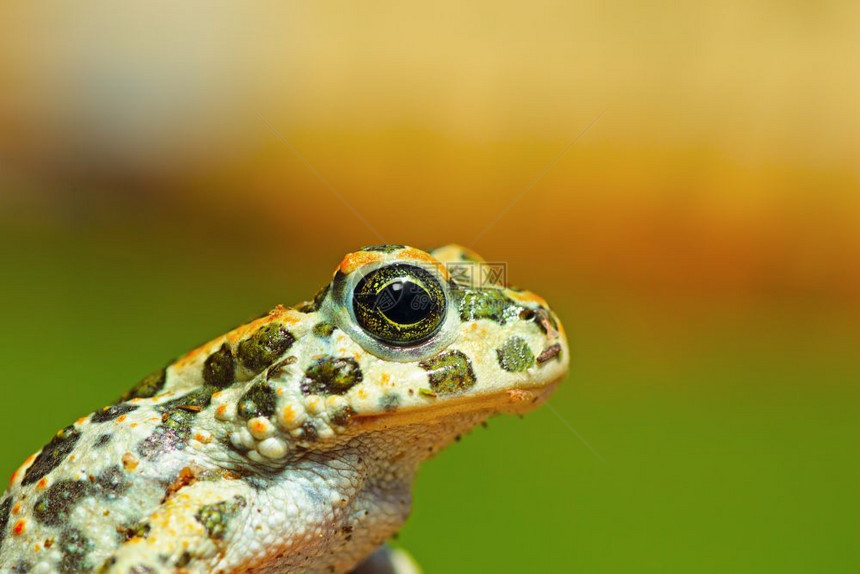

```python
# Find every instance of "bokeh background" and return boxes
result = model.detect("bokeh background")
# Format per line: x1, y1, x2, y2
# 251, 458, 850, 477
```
1, 1, 858, 572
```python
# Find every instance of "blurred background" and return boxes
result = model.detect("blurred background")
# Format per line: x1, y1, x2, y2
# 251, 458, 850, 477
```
1, 1, 858, 571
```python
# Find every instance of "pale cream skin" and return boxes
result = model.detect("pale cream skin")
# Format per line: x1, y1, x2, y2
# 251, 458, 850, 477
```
0, 245, 568, 574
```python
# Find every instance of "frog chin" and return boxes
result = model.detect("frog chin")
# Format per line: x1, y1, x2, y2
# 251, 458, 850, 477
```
350, 377, 562, 432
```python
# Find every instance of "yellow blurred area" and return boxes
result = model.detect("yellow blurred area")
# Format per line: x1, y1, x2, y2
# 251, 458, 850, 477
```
1, 0, 858, 304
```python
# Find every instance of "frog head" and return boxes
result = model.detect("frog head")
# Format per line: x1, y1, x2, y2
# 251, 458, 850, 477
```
297, 244, 568, 433
193, 244, 567, 464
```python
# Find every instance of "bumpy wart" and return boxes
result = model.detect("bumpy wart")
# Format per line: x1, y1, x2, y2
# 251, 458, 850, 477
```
496, 336, 535, 372
420, 350, 477, 394
303, 357, 364, 395
237, 323, 295, 373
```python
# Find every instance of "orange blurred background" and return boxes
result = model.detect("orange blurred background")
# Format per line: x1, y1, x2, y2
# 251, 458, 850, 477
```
2, 0, 859, 303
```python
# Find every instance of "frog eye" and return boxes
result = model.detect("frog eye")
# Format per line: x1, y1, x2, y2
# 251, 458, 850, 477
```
351, 264, 446, 346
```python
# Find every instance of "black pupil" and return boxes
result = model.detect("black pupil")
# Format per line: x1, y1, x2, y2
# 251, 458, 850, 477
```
374, 280, 433, 324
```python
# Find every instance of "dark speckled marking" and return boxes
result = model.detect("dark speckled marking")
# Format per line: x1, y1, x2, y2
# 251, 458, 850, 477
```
536, 343, 562, 364
195, 495, 247, 540
137, 419, 192, 460
457, 289, 522, 324
10, 560, 30, 573
58, 527, 93, 574
91, 404, 139, 423
203, 343, 235, 388
312, 322, 336, 338
302, 357, 363, 395
118, 520, 151, 541
138, 387, 216, 459
313, 283, 331, 309
300, 421, 319, 442
34, 480, 91, 526
266, 356, 297, 381
361, 244, 406, 253
532, 308, 559, 335
329, 405, 356, 427
95, 465, 129, 500
119, 368, 167, 403
0, 496, 12, 549
420, 350, 477, 395
21, 425, 81, 486
94, 434, 112, 448
159, 386, 216, 412
237, 381, 278, 420
496, 337, 535, 372
176, 551, 193, 568
237, 323, 295, 373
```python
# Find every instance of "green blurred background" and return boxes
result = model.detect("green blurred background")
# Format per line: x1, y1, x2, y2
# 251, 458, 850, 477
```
1, 1, 858, 571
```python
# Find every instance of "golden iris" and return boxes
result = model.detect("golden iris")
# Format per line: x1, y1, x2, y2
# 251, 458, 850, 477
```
352, 264, 446, 345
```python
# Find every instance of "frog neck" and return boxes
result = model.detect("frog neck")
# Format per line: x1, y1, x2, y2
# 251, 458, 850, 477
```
256, 410, 493, 567
350, 409, 494, 484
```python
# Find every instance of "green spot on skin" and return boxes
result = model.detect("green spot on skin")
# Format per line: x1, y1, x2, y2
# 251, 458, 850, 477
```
203, 343, 235, 388
119, 368, 167, 402
161, 410, 194, 432
496, 336, 535, 372
418, 388, 438, 398
237, 323, 295, 373
420, 350, 477, 395
303, 357, 363, 395
237, 381, 278, 420
457, 289, 522, 324
312, 322, 336, 338
195, 496, 247, 540
361, 244, 406, 253
458, 250, 483, 262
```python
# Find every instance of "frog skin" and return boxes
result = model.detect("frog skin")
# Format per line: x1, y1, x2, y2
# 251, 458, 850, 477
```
0, 244, 569, 574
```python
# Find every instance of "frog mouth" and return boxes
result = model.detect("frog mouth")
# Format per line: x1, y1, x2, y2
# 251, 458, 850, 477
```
352, 377, 562, 430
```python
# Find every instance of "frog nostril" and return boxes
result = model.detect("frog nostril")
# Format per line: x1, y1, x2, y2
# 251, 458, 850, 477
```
518, 308, 536, 321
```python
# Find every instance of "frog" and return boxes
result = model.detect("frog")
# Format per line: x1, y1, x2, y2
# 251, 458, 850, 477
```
0, 244, 568, 574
